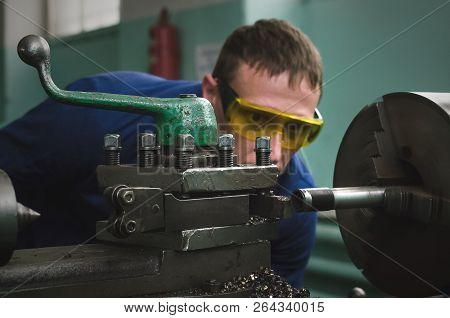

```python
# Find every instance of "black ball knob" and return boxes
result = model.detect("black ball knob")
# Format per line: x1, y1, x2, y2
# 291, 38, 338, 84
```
348, 287, 366, 298
17, 34, 50, 68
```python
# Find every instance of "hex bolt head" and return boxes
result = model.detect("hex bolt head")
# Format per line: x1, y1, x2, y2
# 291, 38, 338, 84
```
124, 220, 137, 234
218, 134, 235, 150
175, 134, 195, 151
103, 134, 121, 150
139, 132, 157, 150
255, 136, 271, 151
119, 190, 135, 205
104, 134, 122, 165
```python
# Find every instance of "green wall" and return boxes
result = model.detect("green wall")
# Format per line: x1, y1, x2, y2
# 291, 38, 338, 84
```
118, 0, 243, 78
1, 27, 120, 126
50, 27, 120, 89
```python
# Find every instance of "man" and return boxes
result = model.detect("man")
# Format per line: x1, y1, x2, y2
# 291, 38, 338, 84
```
0, 19, 322, 288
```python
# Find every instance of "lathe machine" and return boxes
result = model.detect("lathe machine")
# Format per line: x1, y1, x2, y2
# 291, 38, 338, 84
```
0, 35, 449, 297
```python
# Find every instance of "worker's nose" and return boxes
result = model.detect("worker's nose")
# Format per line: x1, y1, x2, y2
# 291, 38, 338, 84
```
270, 133, 283, 168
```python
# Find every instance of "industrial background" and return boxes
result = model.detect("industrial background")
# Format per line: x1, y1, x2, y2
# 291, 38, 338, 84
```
0, 0, 449, 297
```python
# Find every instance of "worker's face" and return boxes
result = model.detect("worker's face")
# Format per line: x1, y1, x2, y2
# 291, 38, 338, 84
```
202, 63, 321, 172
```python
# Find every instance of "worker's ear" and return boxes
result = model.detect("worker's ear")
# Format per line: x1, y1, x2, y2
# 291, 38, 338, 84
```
201, 74, 220, 107
202, 74, 226, 124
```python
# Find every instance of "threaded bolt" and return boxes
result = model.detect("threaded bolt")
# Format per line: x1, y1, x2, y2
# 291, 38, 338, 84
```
139, 132, 159, 168
175, 134, 195, 170
218, 134, 235, 167
104, 134, 121, 165
255, 136, 271, 166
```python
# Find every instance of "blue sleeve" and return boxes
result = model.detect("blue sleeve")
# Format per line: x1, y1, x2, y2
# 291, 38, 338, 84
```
0, 74, 135, 246
0, 73, 145, 192
0, 81, 118, 246
0, 72, 151, 189
271, 153, 318, 288
0, 98, 102, 192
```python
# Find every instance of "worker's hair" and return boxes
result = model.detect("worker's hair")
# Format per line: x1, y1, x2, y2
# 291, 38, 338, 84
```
213, 19, 322, 90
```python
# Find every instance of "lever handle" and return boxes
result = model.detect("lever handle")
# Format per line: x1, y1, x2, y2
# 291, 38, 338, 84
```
17, 35, 217, 147
18, 34, 50, 69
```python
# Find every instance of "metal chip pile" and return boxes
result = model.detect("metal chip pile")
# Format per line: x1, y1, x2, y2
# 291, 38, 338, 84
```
221, 267, 310, 298
150, 267, 310, 298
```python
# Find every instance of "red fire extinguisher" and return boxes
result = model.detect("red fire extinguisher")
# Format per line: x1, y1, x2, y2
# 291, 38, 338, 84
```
149, 8, 179, 80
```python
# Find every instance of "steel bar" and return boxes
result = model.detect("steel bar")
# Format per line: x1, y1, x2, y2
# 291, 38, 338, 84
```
293, 186, 386, 211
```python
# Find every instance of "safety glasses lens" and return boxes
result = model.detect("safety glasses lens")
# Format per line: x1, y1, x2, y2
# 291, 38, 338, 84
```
227, 100, 322, 149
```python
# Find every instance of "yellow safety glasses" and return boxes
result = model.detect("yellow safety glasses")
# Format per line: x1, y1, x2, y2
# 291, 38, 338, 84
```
225, 98, 323, 150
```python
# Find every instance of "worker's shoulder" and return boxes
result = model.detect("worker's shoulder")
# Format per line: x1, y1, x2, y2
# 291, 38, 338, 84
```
66, 71, 202, 98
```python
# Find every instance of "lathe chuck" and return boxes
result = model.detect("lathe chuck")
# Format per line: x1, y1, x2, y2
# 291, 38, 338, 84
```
334, 92, 450, 297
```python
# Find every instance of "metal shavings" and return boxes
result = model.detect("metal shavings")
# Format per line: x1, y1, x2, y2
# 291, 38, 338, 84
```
220, 267, 310, 298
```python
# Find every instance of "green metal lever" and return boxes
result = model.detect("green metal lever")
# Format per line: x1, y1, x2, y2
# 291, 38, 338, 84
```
17, 35, 218, 147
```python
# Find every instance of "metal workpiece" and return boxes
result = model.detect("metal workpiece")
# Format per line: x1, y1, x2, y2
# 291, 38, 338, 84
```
333, 92, 450, 297
255, 136, 271, 166
292, 186, 450, 226
96, 164, 279, 193
17, 35, 218, 147
218, 134, 235, 167
292, 186, 386, 212
103, 134, 121, 165
138, 132, 160, 168
0, 241, 270, 297
97, 220, 278, 251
